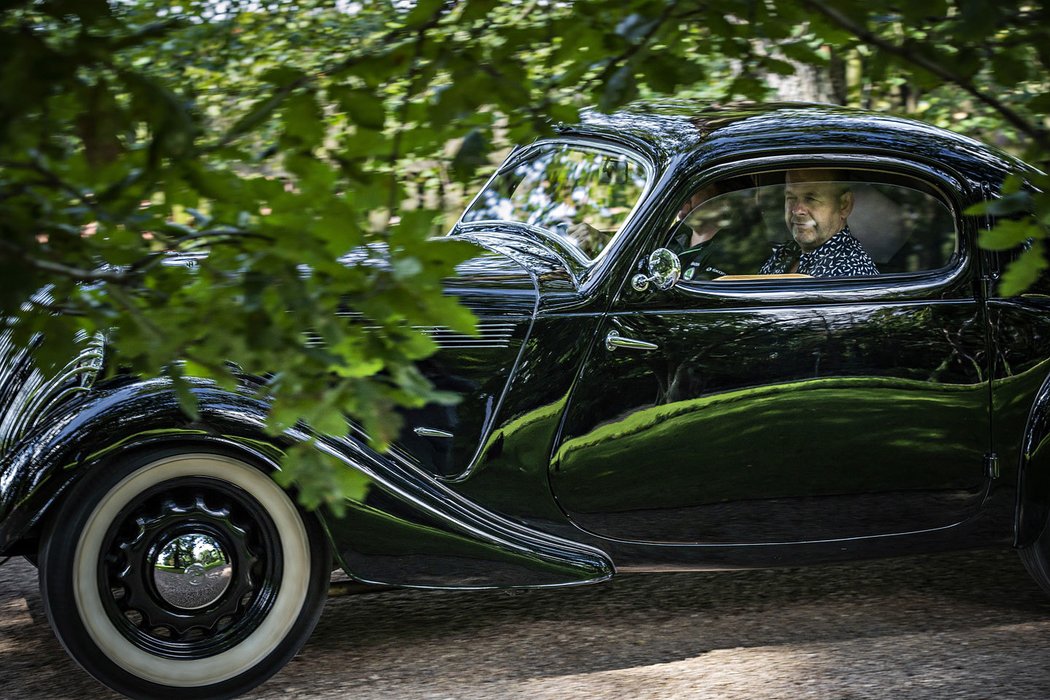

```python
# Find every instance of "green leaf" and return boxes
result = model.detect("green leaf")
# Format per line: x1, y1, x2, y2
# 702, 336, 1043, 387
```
760, 56, 797, 77
1001, 174, 1025, 196
991, 52, 1028, 87
315, 200, 363, 254
967, 191, 1032, 218
282, 91, 324, 148
779, 41, 827, 66
45, 0, 111, 24
1027, 92, 1050, 114
461, 0, 500, 22
953, 1, 1001, 41
420, 293, 478, 336
277, 442, 372, 516
897, 2, 940, 23
226, 91, 290, 143
999, 241, 1049, 296
641, 52, 684, 94
405, 0, 446, 27
727, 74, 767, 100
167, 366, 201, 421
262, 67, 306, 86
979, 219, 1040, 251
333, 87, 386, 130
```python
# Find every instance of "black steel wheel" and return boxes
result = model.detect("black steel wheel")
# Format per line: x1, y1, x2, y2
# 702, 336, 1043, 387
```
39, 449, 330, 700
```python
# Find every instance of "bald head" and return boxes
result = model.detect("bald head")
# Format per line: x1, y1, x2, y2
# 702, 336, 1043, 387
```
784, 169, 854, 252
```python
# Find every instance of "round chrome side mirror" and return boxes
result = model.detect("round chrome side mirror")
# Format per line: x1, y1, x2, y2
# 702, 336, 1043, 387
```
632, 248, 681, 292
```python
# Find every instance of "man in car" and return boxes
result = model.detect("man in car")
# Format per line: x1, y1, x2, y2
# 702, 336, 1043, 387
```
668, 184, 730, 281
760, 169, 879, 277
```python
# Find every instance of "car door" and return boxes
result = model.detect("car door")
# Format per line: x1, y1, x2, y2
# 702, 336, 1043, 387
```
550, 163, 993, 545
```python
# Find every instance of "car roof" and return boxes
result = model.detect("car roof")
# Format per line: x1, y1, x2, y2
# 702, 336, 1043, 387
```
560, 100, 1035, 187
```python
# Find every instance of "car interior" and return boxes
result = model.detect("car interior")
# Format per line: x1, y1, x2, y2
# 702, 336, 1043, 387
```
669, 168, 958, 281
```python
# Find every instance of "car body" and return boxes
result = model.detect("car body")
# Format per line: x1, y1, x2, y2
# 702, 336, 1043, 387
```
2, 101, 1050, 698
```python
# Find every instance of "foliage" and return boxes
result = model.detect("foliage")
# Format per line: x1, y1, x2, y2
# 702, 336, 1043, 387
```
1, 0, 1047, 508
786, 0, 1050, 294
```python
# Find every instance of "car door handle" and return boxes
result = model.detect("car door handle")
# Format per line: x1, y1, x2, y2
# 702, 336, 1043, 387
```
605, 330, 658, 352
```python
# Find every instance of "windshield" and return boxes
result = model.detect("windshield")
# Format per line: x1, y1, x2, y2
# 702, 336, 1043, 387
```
461, 144, 649, 259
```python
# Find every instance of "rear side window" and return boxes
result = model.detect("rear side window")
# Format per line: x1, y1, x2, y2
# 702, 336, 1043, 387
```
665, 168, 956, 283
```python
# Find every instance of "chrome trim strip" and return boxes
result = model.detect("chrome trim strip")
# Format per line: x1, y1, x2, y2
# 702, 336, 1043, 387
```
413, 427, 454, 438
323, 317, 518, 349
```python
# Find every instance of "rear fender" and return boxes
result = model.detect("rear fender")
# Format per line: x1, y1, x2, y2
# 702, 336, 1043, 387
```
1016, 371, 1050, 546
0, 378, 612, 588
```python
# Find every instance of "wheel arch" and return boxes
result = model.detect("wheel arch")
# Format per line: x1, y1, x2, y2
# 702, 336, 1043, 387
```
1016, 370, 1050, 547
0, 378, 333, 559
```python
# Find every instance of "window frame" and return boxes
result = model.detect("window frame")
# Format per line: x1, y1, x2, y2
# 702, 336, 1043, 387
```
655, 155, 977, 304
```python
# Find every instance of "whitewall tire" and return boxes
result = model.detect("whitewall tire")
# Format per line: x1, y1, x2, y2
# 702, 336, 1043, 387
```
39, 449, 330, 699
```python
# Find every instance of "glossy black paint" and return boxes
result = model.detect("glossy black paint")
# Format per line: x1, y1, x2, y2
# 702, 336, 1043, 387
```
567, 101, 1032, 188
1, 102, 1048, 590
555, 300, 991, 543
0, 378, 612, 587
988, 297, 1050, 545
386, 248, 537, 480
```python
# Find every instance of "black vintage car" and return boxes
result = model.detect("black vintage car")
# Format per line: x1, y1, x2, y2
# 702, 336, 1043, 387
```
2, 102, 1049, 699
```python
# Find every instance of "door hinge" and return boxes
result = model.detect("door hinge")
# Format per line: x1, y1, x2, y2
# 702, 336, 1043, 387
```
985, 452, 1000, 479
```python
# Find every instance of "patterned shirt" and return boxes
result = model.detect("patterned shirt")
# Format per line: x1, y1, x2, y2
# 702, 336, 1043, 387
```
759, 226, 879, 278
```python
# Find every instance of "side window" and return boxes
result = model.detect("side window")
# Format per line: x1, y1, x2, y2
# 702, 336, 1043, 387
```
665, 168, 957, 282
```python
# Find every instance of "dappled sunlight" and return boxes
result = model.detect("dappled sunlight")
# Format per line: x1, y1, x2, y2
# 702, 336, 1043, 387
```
515, 646, 819, 698
0, 597, 32, 632
512, 620, 1050, 699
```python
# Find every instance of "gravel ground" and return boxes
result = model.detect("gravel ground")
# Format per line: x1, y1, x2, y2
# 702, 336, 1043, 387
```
2, 548, 1050, 699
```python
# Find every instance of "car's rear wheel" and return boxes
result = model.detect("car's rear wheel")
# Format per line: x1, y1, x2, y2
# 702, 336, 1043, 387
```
1019, 517, 1050, 596
39, 449, 330, 700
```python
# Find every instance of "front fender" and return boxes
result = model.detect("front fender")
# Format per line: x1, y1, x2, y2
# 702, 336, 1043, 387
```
0, 377, 282, 553
0, 378, 612, 588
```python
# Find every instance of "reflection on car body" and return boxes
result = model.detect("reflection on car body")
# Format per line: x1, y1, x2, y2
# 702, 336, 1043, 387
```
1, 101, 1049, 699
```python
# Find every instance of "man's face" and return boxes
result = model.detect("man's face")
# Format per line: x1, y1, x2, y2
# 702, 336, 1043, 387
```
678, 185, 720, 220
783, 172, 853, 252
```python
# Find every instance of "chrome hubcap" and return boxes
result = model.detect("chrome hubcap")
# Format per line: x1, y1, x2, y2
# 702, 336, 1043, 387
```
152, 533, 233, 610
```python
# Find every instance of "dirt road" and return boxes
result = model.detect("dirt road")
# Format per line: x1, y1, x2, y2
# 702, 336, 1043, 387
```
3, 548, 1050, 699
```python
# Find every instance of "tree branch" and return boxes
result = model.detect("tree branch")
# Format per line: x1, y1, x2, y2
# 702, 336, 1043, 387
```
582, 2, 681, 98
802, 0, 1050, 153
0, 238, 130, 283
0, 158, 90, 203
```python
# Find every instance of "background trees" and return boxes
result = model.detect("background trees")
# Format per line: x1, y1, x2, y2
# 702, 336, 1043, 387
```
1, 0, 1046, 506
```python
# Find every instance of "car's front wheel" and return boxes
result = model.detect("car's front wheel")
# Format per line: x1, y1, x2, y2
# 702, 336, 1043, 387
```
39, 449, 330, 700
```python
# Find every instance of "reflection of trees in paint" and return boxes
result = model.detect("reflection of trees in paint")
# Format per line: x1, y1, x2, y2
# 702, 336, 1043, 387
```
157, 535, 226, 571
